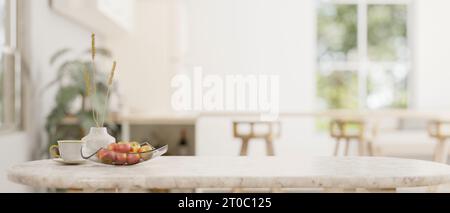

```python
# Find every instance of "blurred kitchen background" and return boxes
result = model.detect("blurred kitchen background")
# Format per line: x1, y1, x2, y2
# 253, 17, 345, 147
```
2, 0, 450, 192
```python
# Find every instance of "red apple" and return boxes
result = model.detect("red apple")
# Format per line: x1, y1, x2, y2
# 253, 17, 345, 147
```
107, 143, 117, 151
127, 153, 141, 165
97, 149, 115, 164
114, 152, 127, 165
116, 143, 131, 153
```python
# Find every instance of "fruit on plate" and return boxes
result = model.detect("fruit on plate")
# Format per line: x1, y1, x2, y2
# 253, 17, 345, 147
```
107, 143, 117, 151
97, 149, 115, 164
139, 144, 154, 160
114, 152, 127, 165
127, 153, 141, 165
129, 142, 141, 153
139, 144, 154, 152
115, 143, 131, 153
95, 141, 159, 165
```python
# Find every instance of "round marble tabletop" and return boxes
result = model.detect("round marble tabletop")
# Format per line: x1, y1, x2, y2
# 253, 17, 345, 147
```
8, 156, 450, 190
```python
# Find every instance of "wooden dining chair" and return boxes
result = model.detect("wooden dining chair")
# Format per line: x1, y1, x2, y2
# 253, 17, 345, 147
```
233, 121, 281, 156
329, 119, 374, 156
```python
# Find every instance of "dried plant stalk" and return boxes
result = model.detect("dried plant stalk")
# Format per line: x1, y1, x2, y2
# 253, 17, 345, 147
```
101, 61, 117, 126
91, 33, 96, 60
83, 66, 91, 97
90, 33, 100, 127
108, 61, 117, 85
84, 64, 98, 127
87, 33, 117, 127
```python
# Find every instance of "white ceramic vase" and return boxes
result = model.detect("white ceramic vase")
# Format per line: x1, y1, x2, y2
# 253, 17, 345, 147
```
81, 127, 116, 157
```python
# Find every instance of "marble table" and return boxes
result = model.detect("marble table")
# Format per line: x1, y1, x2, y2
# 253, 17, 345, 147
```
8, 156, 450, 192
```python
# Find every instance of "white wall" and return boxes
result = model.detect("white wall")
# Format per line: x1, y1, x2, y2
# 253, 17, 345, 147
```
106, 0, 179, 115
184, 0, 315, 112
415, 0, 450, 109
185, 0, 318, 155
109, 0, 316, 116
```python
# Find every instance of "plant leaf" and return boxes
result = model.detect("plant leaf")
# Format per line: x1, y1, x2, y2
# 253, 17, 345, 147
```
55, 86, 81, 106
44, 60, 80, 89
50, 48, 72, 65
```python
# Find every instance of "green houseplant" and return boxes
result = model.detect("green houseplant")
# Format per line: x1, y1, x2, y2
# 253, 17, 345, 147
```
45, 46, 118, 155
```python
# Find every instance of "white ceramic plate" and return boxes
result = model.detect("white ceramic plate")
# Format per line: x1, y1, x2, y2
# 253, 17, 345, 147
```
53, 158, 86, 165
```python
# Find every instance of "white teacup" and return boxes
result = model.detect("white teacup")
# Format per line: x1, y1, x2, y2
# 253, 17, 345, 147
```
49, 140, 85, 162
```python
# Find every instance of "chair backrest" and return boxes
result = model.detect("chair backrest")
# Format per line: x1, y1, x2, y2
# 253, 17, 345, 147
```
329, 119, 365, 139
428, 120, 450, 139
233, 121, 281, 139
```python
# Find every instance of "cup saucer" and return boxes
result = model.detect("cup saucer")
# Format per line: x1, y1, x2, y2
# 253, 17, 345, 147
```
53, 158, 86, 165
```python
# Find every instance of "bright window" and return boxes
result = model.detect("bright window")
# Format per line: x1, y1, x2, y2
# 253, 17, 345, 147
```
317, 0, 411, 110
0, 0, 20, 130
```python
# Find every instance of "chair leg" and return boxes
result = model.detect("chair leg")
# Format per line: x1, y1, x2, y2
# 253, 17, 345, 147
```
367, 141, 375, 156
441, 140, 449, 163
265, 137, 275, 156
433, 142, 442, 162
434, 139, 449, 163
333, 139, 340, 156
358, 139, 365, 156
344, 139, 350, 156
240, 138, 249, 156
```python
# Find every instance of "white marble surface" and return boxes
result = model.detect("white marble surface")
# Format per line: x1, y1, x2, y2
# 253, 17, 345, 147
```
8, 156, 450, 190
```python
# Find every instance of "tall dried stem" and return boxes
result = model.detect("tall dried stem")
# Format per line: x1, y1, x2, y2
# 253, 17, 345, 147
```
101, 61, 116, 126
90, 33, 100, 127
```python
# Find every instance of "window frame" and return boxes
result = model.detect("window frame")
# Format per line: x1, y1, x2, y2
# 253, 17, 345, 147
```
316, 0, 415, 109
0, 0, 21, 132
